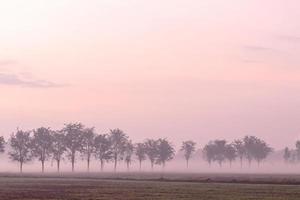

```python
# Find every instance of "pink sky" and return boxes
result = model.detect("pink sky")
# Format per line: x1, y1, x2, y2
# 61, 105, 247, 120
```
0, 0, 300, 149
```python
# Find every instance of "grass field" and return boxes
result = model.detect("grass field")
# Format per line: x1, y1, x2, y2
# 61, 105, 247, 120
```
0, 173, 300, 200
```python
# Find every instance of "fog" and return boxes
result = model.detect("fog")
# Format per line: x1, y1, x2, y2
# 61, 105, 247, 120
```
0, 147, 298, 174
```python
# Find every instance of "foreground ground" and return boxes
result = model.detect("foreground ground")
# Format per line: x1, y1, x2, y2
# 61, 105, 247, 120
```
0, 173, 300, 200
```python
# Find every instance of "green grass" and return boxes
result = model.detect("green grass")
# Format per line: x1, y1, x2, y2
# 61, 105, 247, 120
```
0, 175, 300, 200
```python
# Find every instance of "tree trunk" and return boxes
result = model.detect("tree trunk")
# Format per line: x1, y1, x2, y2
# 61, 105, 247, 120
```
139, 160, 142, 171
20, 161, 23, 173
240, 157, 243, 168
57, 160, 60, 173
100, 160, 104, 172
114, 157, 117, 172
72, 162, 74, 172
87, 157, 90, 172
160, 162, 165, 179
42, 151, 45, 173
186, 159, 189, 168
42, 160, 45, 173
151, 161, 154, 170
72, 155, 75, 172
127, 162, 130, 171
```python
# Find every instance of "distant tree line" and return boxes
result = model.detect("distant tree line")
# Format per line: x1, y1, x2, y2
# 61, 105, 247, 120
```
283, 141, 300, 164
0, 123, 276, 173
203, 136, 272, 168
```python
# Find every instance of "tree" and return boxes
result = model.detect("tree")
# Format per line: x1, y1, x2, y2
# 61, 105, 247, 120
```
62, 123, 84, 172
244, 136, 272, 167
51, 131, 66, 172
180, 140, 196, 168
0, 136, 5, 154
144, 139, 158, 170
243, 136, 255, 167
31, 127, 53, 173
224, 144, 236, 168
135, 143, 147, 171
212, 140, 227, 167
283, 147, 291, 163
156, 138, 175, 169
296, 141, 300, 161
109, 129, 128, 172
9, 129, 33, 173
291, 151, 297, 164
94, 134, 113, 171
203, 142, 215, 167
233, 139, 245, 168
124, 140, 134, 171
81, 127, 96, 172
252, 139, 272, 166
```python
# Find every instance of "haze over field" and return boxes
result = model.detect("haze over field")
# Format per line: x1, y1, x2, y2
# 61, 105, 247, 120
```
1, 0, 300, 152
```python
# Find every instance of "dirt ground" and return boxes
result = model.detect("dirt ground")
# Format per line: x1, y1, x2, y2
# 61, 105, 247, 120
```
0, 173, 300, 200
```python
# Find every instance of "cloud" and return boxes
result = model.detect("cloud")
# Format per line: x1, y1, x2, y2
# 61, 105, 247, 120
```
0, 73, 64, 88
277, 35, 300, 43
0, 59, 66, 88
0, 60, 17, 66
241, 59, 263, 64
243, 45, 273, 51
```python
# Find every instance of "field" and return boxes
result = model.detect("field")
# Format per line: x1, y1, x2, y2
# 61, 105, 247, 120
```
0, 173, 300, 200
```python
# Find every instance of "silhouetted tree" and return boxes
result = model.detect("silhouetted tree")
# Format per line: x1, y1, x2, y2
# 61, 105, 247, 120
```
203, 142, 215, 167
81, 127, 96, 172
135, 142, 147, 171
283, 147, 291, 163
0, 136, 5, 153
233, 139, 245, 168
156, 138, 175, 169
252, 139, 272, 166
180, 140, 196, 168
31, 127, 53, 173
243, 136, 255, 167
290, 150, 297, 164
51, 131, 66, 172
9, 130, 33, 173
124, 140, 134, 171
212, 140, 227, 167
63, 123, 84, 172
144, 139, 158, 170
244, 136, 272, 167
296, 141, 300, 162
94, 134, 113, 171
109, 129, 128, 172
224, 144, 236, 168
0, 124, 282, 173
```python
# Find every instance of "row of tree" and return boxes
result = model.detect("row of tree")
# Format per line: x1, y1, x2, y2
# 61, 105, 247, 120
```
283, 141, 300, 164
0, 123, 275, 173
0, 123, 176, 173
203, 136, 272, 168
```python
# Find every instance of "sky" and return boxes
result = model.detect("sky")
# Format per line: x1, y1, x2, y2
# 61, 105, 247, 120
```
0, 0, 300, 149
